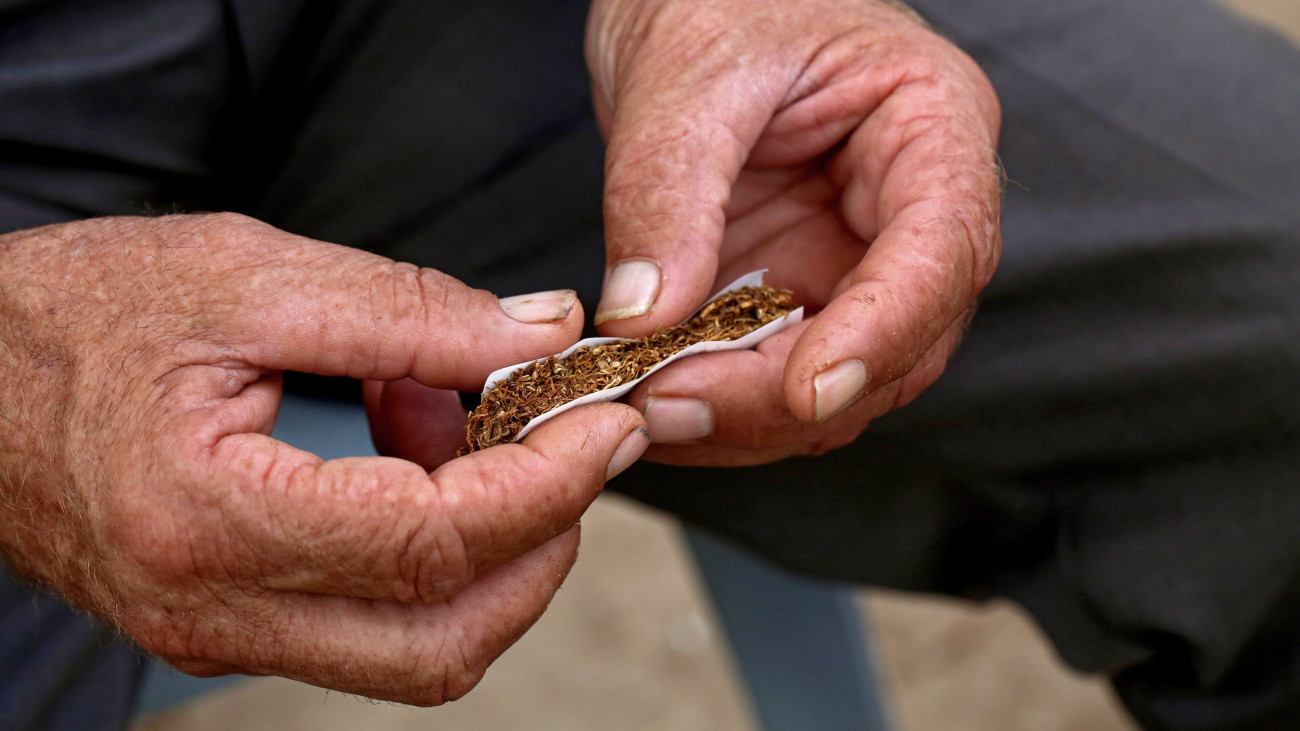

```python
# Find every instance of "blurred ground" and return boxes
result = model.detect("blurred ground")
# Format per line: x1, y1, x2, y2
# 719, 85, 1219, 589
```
134, 3, 1299, 730
1232, 0, 1300, 36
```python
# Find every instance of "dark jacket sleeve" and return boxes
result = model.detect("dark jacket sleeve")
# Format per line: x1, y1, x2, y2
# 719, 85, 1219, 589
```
0, 0, 238, 232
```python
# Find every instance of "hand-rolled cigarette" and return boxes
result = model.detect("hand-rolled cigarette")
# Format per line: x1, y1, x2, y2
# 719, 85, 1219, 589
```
466, 280, 801, 452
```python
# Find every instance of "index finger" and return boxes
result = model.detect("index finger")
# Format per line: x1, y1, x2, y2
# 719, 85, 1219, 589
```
196, 214, 584, 390
784, 58, 1002, 422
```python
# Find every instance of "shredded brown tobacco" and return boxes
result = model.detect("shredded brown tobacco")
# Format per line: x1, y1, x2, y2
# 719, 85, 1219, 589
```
465, 285, 797, 451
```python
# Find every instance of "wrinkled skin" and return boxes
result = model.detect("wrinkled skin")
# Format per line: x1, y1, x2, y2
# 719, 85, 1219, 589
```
0, 213, 647, 704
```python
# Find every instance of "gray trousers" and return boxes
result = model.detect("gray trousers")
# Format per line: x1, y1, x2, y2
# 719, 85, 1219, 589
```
1, 0, 1298, 727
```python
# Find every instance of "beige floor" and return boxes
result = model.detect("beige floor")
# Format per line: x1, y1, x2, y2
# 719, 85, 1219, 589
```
135, 4, 1299, 730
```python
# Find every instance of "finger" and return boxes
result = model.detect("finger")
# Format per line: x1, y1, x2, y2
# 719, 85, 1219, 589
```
629, 324, 879, 461
594, 48, 789, 335
198, 402, 647, 604
633, 311, 969, 467
364, 378, 469, 470
212, 214, 583, 390
785, 67, 1001, 422
162, 527, 583, 706
629, 325, 807, 448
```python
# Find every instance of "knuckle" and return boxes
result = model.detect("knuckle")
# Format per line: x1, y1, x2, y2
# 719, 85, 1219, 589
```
368, 261, 426, 322
887, 64, 999, 157
636, 2, 742, 71
956, 197, 1002, 289
900, 197, 997, 305
411, 266, 457, 324
904, 193, 999, 300
605, 129, 731, 231
394, 509, 475, 604
193, 211, 274, 244
896, 50, 948, 90
373, 462, 482, 604
368, 262, 465, 333
606, 159, 704, 219
201, 210, 258, 230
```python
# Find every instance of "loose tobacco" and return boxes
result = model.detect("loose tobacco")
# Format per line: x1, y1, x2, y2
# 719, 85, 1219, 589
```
466, 285, 797, 451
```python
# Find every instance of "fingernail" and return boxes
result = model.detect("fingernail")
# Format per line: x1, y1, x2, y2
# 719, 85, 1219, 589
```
814, 359, 869, 422
643, 396, 713, 443
594, 260, 660, 326
606, 427, 650, 480
498, 289, 577, 323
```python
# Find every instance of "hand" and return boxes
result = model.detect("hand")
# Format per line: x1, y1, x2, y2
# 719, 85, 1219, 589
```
0, 214, 648, 704
587, 0, 1001, 464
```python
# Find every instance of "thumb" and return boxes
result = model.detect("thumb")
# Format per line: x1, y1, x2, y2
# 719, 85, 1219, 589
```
224, 218, 583, 390
593, 46, 777, 336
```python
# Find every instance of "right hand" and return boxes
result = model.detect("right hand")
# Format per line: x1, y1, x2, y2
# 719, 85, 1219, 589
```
0, 213, 648, 705
586, 0, 1000, 464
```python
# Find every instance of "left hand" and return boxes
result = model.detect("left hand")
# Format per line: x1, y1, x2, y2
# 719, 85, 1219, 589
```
587, 0, 1002, 465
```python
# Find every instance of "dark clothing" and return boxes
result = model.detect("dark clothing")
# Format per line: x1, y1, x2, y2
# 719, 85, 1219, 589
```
2, 0, 1298, 728
0, 570, 144, 730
